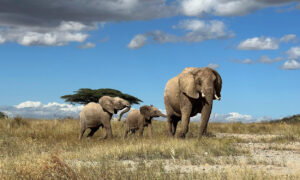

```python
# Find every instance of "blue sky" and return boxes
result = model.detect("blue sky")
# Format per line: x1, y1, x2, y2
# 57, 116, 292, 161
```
0, 0, 299, 121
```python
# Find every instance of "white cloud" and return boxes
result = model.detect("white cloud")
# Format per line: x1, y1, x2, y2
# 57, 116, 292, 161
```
177, 19, 234, 42
207, 63, 219, 69
128, 19, 234, 49
287, 46, 300, 59
238, 37, 279, 50
258, 55, 283, 64
238, 34, 297, 50
281, 59, 300, 70
280, 34, 297, 43
17, 32, 88, 46
58, 21, 88, 31
0, 21, 90, 46
1, 101, 83, 119
1, 102, 274, 123
180, 0, 295, 17
79, 42, 96, 49
0, 35, 5, 44
127, 34, 147, 49
189, 112, 272, 123
232, 59, 253, 64
15, 101, 42, 108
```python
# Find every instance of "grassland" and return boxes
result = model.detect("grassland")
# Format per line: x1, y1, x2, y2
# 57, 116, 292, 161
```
0, 117, 299, 179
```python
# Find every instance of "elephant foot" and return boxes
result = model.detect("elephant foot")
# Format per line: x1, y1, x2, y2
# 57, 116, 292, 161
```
168, 132, 174, 137
176, 132, 186, 139
200, 132, 216, 138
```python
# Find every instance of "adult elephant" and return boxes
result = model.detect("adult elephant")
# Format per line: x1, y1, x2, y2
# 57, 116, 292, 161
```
79, 96, 131, 140
164, 67, 222, 138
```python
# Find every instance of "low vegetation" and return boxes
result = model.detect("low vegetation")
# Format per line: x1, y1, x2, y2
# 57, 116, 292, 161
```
270, 114, 300, 124
0, 117, 299, 179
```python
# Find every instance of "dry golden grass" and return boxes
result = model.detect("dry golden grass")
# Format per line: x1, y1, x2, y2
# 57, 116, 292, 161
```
0, 117, 299, 179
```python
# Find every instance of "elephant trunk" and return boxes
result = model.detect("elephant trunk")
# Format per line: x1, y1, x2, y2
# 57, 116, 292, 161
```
159, 112, 167, 118
199, 94, 213, 136
118, 105, 131, 121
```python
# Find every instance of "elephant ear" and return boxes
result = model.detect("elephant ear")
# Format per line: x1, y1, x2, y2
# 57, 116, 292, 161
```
99, 96, 114, 114
178, 72, 199, 99
212, 69, 222, 98
140, 105, 151, 120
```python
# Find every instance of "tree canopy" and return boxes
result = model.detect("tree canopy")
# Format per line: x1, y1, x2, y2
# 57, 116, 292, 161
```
61, 88, 142, 105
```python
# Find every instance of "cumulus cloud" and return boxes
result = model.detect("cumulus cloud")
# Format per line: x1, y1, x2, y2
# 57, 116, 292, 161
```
0, 1, 297, 47
0, 21, 90, 46
238, 37, 279, 50
207, 63, 219, 69
128, 19, 234, 49
287, 46, 300, 59
127, 34, 147, 49
0, 101, 83, 119
0, 0, 176, 46
79, 42, 96, 49
280, 34, 297, 43
180, 0, 296, 17
281, 59, 300, 70
238, 34, 297, 50
280, 46, 300, 70
176, 19, 234, 42
0, 1, 175, 27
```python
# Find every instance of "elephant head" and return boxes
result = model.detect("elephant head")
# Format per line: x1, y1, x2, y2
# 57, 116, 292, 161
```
140, 105, 166, 120
179, 67, 222, 101
98, 96, 131, 121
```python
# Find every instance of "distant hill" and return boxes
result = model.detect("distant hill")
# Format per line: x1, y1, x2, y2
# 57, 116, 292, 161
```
271, 114, 300, 123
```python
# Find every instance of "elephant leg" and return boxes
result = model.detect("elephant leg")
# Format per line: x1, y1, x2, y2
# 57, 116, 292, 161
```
87, 127, 99, 138
176, 94, 193, 138
138, 126, 144, 137
176, 113, 191, 138
103, 123, 113, 139
167, 116, 173, 136
172, 118, 179, 136
203, 123, 208, 135
167, 115, 179, 137
79, 126, 86, 140
148, 124, 153, 138
199, 99, 213, 137
124, 126, 129, 138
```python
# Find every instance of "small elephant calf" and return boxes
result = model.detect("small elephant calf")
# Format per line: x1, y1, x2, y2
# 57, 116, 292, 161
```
124, 105, 166, 138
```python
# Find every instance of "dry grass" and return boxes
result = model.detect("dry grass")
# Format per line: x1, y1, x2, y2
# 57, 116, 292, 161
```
0, 118, 299, 179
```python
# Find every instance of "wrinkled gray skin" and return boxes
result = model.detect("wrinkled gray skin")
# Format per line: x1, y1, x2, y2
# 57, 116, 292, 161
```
124, 105, 166, 138
164, 67, 222, 138
79, 96, 131, 140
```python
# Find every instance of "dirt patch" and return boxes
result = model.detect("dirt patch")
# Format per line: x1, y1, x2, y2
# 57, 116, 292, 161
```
67, 133, 300, 176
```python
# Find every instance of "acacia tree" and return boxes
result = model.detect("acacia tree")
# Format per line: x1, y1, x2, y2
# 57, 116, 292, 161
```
61, 88, 142, 105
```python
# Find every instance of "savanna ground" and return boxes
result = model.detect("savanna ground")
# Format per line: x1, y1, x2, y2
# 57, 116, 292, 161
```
0, 117, 299, 179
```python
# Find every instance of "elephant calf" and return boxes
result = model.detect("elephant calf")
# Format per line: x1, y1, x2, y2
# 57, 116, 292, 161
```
124, 105, 166, 138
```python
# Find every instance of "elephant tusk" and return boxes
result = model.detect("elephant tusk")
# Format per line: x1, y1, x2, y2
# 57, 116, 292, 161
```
201, 92, 205, 98
215, 94, 221, 101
